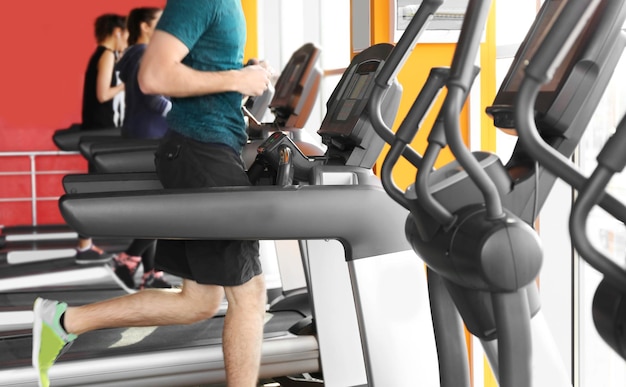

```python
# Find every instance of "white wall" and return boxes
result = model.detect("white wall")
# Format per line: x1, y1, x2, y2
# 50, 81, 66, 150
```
257, 0, 351, 147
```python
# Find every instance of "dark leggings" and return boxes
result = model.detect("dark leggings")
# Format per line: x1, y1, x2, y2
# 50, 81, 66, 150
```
126, 239, 157, 272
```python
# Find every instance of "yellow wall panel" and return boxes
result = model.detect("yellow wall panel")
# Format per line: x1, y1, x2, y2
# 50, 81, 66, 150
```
480, 2, 497, 153
370, 0, 391, 44
378, 42, 468, 190
241, 0, 258, 62
365, 0, 471, 190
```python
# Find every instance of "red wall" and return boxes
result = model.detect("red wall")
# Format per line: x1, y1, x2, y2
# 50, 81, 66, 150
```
0, 0, 164, 227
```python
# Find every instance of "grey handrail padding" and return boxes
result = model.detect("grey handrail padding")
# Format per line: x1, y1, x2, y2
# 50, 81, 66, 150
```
53, 126, 120, 151
60, 182, 411, 261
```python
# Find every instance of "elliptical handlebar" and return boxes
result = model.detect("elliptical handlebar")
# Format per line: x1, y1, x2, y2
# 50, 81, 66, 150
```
378, 67, 449, 210
372, 0, 501, 223
569, 113, 626, 292
415, 66, 480, 227
514, 0, 626, 224
374, 0, 444, 88
568, 84, 626, 362
368, 0, 444, 175
513, 0, 626, 362
514, 0, 599, 175
441, 0, 504, 221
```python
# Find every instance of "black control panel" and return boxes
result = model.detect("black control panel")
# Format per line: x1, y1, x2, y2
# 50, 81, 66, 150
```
249, 43, 401, 184
249, 132, 322, 184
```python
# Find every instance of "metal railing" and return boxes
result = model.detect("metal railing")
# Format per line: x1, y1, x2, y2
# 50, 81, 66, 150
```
0, 151, 80, 226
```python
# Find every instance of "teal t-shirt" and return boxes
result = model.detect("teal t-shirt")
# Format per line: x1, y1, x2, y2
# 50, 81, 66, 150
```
157, 0, 247, 152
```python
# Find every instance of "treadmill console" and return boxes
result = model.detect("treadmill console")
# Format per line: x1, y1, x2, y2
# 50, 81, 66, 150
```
269, 43, 322, 130
251, 43, 401, 184
318, 43, 401, 169
254, 131, 321, 184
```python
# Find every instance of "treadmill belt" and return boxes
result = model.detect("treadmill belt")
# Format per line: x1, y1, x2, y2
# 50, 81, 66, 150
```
0, 257, 96, 278
1, 224, 72, 235
0, 310, 307, 368
0, 289, 128, 312
0, 238, 130, 254
0, 289, 130, 339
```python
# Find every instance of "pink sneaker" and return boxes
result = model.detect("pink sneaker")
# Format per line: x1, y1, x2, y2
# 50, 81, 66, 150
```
75, 244, 114, 264
112, 253, 142, 288
140, 270, 173, 290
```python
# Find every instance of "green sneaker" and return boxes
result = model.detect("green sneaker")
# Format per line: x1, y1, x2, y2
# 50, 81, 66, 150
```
32, 298, 78, 387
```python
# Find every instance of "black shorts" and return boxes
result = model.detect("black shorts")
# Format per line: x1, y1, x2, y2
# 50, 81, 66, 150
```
153, 130, 261, 286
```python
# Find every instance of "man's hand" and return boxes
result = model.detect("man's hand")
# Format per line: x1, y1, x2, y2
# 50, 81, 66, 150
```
237, 65, 272, 97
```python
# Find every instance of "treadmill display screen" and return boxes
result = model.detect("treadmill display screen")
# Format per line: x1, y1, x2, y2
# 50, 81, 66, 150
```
333, 61, 379, 123
270, 43, 321, 125
336, 99, 357, 121
277, 60, 303, 100
317, 42, 397, 157
349, 73, 370, 100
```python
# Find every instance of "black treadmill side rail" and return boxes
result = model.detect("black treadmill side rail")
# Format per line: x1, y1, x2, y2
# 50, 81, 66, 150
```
53, 127, 121, 152
59, 182, 410, 261
63, 172, 162, 194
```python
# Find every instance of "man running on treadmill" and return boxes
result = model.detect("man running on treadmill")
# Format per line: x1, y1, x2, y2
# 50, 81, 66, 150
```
32, 1, 272, 386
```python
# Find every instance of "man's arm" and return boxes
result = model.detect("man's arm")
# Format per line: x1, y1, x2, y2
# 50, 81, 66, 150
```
138, 30, 270, 98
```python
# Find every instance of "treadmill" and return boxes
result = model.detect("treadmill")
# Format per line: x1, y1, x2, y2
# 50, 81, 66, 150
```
0, 225, 76, 247
0, 44, 322, 282
0, 55, 328, 336
52, 124, 120, 152
0, 44, 288, 248
90, 42, 323, 175
59, 42, 322, 197
0, 37, 443, 386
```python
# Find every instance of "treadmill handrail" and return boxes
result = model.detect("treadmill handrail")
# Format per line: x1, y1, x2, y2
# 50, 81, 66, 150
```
59, 184, 411, 261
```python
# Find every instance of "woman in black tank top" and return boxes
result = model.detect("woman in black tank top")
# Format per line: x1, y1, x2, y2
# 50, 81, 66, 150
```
75, 13, 127, 264
81, 13, 126, 130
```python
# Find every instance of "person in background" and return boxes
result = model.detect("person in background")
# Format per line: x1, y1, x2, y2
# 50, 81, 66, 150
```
32, 1, 272, 386
81, 13, 127, 130
117, 7, 170, 139
111, 7, 172, 290
75, 13, 127, 264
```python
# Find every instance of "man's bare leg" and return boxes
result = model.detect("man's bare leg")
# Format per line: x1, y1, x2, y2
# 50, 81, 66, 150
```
64, 279, 224, 335
223, 274, 267, 387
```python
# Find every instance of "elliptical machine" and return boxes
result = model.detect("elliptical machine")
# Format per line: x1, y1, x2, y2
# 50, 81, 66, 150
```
369, 0, 626, 386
